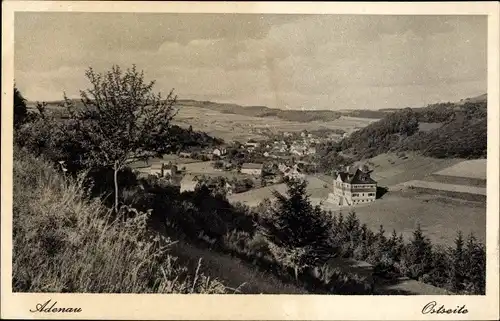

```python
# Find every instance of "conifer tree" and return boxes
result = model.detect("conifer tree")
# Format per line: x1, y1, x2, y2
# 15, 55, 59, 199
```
427, 245, 451, 288
464, 233, 486, 294
450, 231, 466, 292
258, 178, 333, 281
403, 224, 433, 279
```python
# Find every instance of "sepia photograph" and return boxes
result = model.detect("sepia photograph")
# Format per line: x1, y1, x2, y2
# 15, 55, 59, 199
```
1, 1, 499, 320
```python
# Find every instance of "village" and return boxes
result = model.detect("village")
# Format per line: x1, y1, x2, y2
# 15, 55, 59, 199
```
129, 129, 487, 250
131, 129, 348, 196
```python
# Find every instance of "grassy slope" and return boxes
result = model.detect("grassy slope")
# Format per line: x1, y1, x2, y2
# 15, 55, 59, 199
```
340, 190, 486, 246
12, 148, 226, 293
169, 241, 307, 294
12, 148, 306, 294
355, 152, 465, 187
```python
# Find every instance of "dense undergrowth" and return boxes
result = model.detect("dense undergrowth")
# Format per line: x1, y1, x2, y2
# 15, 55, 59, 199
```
12, 148, 227, 293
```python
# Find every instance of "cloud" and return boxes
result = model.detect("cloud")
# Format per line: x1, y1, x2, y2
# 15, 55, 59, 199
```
14, 13, 487, 109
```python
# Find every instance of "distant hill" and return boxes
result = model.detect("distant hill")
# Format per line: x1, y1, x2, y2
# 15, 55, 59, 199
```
29, 93, 487, 127
456, 93, 487, 105
318, 93, 487, 161
177, 99, 345, 123
178, 99, 416, 121
26, 99, 224, 152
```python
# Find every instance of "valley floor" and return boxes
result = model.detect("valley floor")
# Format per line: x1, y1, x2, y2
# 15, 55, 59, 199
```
229, 153, 486, 247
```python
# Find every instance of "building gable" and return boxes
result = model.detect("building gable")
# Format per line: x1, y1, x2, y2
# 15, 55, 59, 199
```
349, 169, 377, 184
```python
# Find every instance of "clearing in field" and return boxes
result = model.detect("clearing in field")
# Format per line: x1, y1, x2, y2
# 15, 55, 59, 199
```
228, 175, 331, 207
173, 105, 378, 142
402, 180, 486, 196
127, 154, 200, 170
422, 159, 487, 187
322, 190, 485, 247
433, 159, 487, 180
354, 152, 465, 187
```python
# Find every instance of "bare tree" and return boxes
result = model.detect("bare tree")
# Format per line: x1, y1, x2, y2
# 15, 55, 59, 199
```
63, 65, 178, 212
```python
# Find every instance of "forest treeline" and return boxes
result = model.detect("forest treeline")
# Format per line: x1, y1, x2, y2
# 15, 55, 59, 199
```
317, 99, 487, 171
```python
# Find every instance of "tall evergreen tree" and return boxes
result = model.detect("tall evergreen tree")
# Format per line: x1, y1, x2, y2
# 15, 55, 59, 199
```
258, 178, 333, 280
403, 224, 433, 279
450, 231, 466, 292
427, 245, 451, 288
464, 233, 486, 294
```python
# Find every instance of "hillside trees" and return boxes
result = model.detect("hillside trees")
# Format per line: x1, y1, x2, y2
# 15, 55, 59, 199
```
400, 224, 434, 279
320, 100, 487, 163
449, 231, 466, 292
463, 234, 486, 294
61, 65, 178, 212
257, 179, 333, 281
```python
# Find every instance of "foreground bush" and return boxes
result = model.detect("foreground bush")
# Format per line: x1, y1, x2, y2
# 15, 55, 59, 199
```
12, 148, 226, 293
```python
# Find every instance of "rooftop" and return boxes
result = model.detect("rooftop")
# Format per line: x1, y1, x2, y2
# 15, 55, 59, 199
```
337, 168, 377, 184
241, 163, 263, 169
180, 174, 198, 184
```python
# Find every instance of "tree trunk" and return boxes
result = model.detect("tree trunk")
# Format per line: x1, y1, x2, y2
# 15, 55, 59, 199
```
114, 162, 119, 213
294, 266, 299, 283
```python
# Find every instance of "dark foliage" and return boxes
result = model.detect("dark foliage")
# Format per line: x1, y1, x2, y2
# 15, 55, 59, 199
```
317, 100, 487, 165
257, 179, 334, 275
401, 116, 486, 159
339, 108, 420, 160
168, 125, 223, 152
14, 87, 28, 129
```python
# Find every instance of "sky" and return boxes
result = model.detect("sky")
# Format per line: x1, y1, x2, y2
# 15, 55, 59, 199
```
15, 13, 487, 110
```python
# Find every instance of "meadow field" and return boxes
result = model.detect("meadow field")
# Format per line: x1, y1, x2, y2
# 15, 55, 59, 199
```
27, 101, 378, 142
353, 152, 466, 187
230, 179, 485, 247
228, 175, 331, 207
333, 190, 486, 246
173, 105, 378, 142
433, 159, 487, 179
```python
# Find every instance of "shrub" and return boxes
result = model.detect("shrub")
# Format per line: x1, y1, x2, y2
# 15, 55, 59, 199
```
12, 149, 226, 293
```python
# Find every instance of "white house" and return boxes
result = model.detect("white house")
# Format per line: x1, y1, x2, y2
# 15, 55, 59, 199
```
213, 147, 227, 157
241, 163, 263, 176
327, 166, 377, 206
245, 142, 260, 148
283, 164, 305, 180
307, 147, 317, 155
150, 163, 178, 177
278, 163, 289, 173
180, 174, 198, 193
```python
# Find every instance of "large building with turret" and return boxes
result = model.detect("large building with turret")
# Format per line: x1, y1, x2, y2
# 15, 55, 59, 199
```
327, 166, 377, 206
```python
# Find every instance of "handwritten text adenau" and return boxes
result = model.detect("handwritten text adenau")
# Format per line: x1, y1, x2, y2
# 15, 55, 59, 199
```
30, 299, 82, 313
